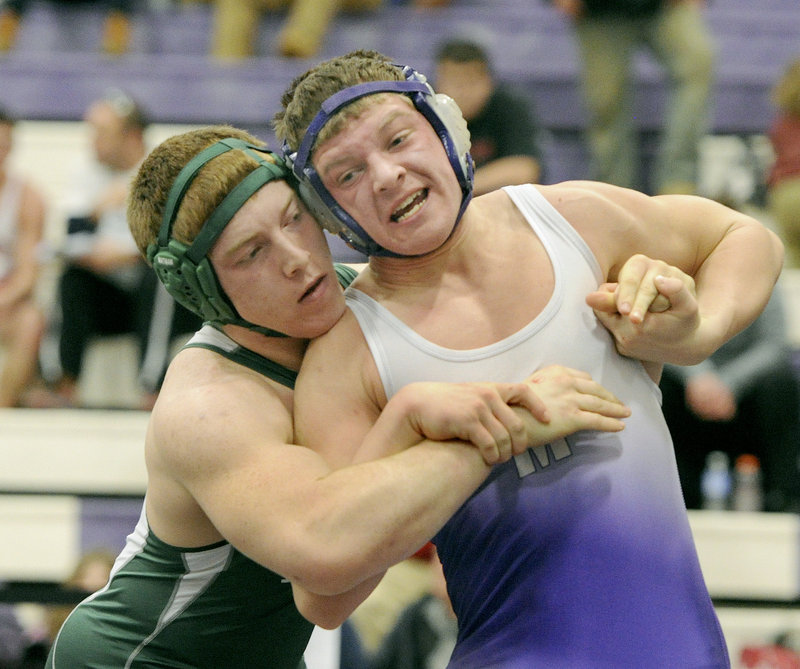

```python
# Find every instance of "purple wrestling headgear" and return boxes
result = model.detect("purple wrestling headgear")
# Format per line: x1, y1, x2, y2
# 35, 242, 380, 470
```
282, 64, 474, 258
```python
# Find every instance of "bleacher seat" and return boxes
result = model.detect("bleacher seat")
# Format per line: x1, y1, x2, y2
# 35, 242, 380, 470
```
0, 0, 794, 140
0, 0, 793, 275
0, 0, 792, 210
0, 0, 795, 228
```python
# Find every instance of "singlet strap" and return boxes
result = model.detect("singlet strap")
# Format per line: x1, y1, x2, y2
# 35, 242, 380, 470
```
182, 325, 297, 388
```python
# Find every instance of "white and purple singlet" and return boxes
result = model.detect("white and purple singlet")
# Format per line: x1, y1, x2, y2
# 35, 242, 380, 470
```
345, 185, 729, 668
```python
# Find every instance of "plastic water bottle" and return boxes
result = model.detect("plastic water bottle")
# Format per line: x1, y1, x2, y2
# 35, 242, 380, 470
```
732, 453, 764, 512
701, 450, 732, 510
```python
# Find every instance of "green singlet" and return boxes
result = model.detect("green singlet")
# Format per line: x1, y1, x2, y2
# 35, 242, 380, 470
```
46, 264, 360, 669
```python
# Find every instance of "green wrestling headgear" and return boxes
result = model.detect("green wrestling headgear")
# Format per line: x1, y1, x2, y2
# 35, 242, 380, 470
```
146, 137, 290, 337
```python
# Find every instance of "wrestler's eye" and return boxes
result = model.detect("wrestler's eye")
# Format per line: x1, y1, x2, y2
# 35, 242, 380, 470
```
285, 201, 303, 225
389, 133, 406, 148
232, 243, 264, 267
336, 167, 361, 187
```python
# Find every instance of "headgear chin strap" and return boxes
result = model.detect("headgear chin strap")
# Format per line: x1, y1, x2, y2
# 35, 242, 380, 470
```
146, 138, 290, 338
283, 64, 474, 258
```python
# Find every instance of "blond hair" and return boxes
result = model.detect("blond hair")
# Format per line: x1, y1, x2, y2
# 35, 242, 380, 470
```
273, 49, 406, 154
772, 58, 800, 119
127, 125, 273, 261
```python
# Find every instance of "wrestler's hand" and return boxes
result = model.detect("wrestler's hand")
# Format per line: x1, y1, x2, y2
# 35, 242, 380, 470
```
400, 380, 550, 466
585, 255, 699, 364
521, 365, 630, 445
586, 254, 696, 323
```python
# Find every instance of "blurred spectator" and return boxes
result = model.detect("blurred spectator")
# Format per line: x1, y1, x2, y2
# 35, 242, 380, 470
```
37, 90, 200, 408
0, 0, 132, 55
550, 0, 715, 194
368, 546, 457, 669
434, 38, 543, 194
211, 0, 382, 61
0, 605, 28, 668
0, 107, 47, 408
41, 90, 148, 407
660, 288, 800, 513
767, 57, 800, 268
349, 547, 437, 656
0, 550, 117, 669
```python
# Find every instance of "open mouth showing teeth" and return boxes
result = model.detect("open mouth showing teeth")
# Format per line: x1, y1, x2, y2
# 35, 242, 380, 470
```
300, 276, 323, 302
391, 189, 427, 222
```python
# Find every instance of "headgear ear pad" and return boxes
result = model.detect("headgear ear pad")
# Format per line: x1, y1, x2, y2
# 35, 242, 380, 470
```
146, 138, 289, 327
148, 238, 236, 323
401, 66, 473, 189
284, 64, 474, 257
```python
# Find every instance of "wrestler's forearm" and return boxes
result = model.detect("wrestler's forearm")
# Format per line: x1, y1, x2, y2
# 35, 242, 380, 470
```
286, 440, 487, 596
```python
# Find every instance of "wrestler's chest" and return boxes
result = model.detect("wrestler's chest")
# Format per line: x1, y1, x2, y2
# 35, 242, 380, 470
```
396, 277, 553, 349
